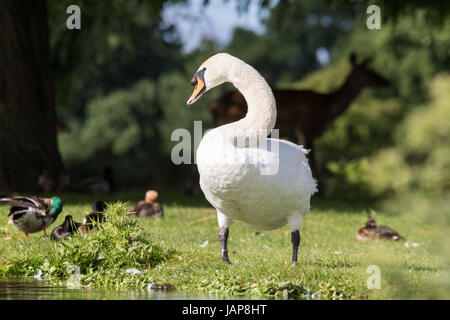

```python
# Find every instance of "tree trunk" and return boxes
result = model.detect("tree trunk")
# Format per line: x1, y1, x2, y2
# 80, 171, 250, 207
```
0, 0, 63, 192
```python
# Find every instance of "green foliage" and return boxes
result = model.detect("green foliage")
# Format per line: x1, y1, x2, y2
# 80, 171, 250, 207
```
320, 96, 403, 161
83, 81, 159, 157
48, 0, 185, 119
326, 159, 371, 199
370, 0, 450, 24
317, 94, 405, 198
321, 74, 450, 198
226, 0, 354, 84
59, 80, 163, 184
365, 74, 450, 196
335, 9, 450, 104
59, 69, 216, 186
365, 148, 412, 195
0, 202, 172, 288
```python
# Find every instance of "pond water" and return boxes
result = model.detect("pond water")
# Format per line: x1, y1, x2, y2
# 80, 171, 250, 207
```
0, 278, 245, 300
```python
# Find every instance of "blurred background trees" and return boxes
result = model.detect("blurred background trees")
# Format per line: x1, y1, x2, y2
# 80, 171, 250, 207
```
1, 0, 448, 198
0, 0, 63, 192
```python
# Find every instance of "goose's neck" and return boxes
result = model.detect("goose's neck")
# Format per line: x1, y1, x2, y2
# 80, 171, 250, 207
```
226, 62, 277, 137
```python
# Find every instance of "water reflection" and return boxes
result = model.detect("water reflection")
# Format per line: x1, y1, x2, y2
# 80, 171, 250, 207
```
0, 278, 248, 300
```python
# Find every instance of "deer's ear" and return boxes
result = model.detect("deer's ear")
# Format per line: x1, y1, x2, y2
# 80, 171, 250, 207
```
350, 52, 357, 65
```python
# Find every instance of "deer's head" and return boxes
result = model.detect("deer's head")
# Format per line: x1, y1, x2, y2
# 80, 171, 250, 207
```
349, 52, 391, 88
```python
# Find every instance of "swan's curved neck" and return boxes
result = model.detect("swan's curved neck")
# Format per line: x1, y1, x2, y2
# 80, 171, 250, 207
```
225, 61, 277, 137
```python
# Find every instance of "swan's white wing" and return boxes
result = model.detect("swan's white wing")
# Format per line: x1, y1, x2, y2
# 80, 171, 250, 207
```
240, 138, 317, 201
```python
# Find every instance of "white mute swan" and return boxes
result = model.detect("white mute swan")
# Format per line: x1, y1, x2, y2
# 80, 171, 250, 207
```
187, 53, 317, 263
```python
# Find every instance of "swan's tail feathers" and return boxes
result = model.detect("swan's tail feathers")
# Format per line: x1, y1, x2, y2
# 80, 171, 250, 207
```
298, 145, 311, 154
312, 178, 319, 194
296, 145, 318, 195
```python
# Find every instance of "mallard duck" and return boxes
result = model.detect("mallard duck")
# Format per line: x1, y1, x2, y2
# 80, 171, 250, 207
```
129, 190, 164, 218
186, 53, 317, 263
357, 216, 403, 241
0, 196, 63, 239
50, 215, 81, 241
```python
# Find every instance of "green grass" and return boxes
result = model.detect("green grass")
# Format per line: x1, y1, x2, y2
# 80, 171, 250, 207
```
0, 190, 448, 299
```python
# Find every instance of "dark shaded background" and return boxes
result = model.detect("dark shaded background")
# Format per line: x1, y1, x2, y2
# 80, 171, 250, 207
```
0, 0, 449, 200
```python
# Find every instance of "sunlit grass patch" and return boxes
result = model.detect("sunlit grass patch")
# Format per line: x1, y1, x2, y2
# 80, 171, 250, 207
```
0, 191, 448, 299
0, 202, 173, 288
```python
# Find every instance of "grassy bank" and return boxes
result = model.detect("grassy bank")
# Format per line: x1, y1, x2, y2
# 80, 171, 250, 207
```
0, 191, 448, 299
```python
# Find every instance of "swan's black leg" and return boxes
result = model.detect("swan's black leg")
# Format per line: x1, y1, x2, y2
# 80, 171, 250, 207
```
219, 227, 230, 263
291, 230, 300, 264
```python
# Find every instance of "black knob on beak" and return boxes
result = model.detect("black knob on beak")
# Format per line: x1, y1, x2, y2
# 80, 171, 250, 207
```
190, 75, 197, 86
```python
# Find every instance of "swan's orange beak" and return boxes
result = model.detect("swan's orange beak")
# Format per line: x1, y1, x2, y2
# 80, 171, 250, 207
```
187, 68, 206, 105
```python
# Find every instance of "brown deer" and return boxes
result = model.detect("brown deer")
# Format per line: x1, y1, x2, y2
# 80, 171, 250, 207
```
185, 53, 391, 195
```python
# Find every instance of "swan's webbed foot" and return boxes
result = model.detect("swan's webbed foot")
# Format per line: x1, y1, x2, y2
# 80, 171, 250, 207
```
219, 227, 231, 264
291, 230, 300, 264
